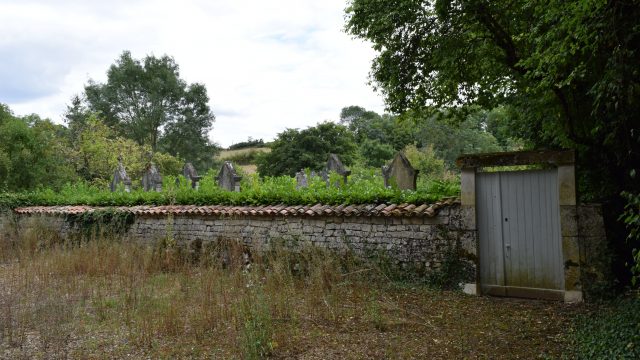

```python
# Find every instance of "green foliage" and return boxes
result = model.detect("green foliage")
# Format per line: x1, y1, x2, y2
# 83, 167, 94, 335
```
345, 0, 640, 200
256, 122, 357, 177
71, 115, 183, 188
403, 144, 448, 181
358, 139, 395, 167
228, 137, 265, 150
65, 208, 136, 240
569, 297, 640, 359
82, 51, 217, 170
0, 106, 77, 191
0, 168, 459, 209
621, 191, 640, 286
237, 286, 275, 359
342, 105, 506, 169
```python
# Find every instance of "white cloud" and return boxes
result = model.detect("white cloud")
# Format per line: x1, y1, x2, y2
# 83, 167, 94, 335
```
0, 0, 385, 147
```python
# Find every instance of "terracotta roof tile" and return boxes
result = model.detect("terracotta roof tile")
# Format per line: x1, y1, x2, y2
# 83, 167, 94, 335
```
13, 199, 459, 218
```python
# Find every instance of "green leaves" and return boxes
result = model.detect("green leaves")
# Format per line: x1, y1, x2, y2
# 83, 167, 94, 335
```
0, 169, 459, 210
621, 191, 640, 286
83, 51, 216, 169
256, 122, 357, 177
570, 298, 640, 359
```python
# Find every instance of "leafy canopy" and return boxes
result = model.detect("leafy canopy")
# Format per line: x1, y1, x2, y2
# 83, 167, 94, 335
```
257, 122, 357, 177
0, 105, 76, 191
346, 0, 640, 199
82, 51, 218, 170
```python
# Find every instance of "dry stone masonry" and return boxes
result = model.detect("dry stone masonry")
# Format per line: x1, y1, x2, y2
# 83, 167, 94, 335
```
8, 200, 476, 278
3, 199, 610, 300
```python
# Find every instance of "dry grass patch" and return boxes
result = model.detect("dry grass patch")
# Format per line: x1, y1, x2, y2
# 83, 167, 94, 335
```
0, 227, 582, 359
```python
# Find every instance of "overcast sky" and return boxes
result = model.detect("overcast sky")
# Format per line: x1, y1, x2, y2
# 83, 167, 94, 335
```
0, 0, 385, 147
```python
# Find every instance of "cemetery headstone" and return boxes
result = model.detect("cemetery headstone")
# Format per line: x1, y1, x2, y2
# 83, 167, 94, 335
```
142, 153, 163, 192
319, 169, 330, 187
295, 170, 308, 189
326, 153, 351, 186
183, 162, 202, 189
216, 161, 242, 192
110, 155, 132, 192
382, 152, 419, 190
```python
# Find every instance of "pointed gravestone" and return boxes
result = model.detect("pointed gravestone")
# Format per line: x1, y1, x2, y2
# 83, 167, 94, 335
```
319, 169, 330, 187
216, 161, 242, 192
110, 155, 132, 192
183, 162, 202, 189
326, 153, 351, 186
382, 152, 419, 190
142, 153, 163, 192
295, 170, 308, 189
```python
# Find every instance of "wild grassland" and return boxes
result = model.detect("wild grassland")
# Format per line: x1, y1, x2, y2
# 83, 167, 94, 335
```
0, 220, 580, 359
217, 147, 271, 165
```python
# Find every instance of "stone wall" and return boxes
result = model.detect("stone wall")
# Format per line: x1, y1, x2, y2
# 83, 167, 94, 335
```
1, 202, 610, 299
1, 204, 477, 280
578, 204, 614, 298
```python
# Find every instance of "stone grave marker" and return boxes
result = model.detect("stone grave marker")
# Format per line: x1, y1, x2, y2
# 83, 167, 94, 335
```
295, 170, 308, 189
183, 162, 202, 189
326, 153, 351, 186
142, 153, 163, 192
110, 155, 132, 192
382, 152, 419, 190
216, 161, 242, 191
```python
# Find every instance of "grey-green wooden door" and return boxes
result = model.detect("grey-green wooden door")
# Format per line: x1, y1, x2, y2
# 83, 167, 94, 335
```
476, 169, 564, 299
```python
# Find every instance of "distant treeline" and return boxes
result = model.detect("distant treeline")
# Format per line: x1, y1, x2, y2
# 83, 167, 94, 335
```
228, 138, 265, 150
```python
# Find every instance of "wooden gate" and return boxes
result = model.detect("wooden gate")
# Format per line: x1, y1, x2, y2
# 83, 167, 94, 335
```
476, 169, 565, 300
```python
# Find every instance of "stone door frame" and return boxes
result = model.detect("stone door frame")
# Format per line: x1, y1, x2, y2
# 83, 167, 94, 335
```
456, 150, 582, 302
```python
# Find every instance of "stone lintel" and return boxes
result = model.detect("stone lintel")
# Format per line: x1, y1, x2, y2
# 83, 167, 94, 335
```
456, 149, 575, 169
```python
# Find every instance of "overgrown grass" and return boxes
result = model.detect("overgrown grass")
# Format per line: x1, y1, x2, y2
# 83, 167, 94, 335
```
217, 147, 271, 165
0, 167, 459, 209
0, 219, 577, 358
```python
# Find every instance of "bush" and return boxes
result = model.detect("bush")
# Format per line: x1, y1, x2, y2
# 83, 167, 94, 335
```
621, 191, 640, 286
0, 169, 460, 209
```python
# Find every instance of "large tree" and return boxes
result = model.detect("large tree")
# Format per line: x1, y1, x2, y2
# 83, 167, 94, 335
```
339, 105, 504, 168
256, 122, 357, 177
346, 0, 640, 284
82, 51, 217, 169
345, 0, 640, 200
0, 104, 77, 191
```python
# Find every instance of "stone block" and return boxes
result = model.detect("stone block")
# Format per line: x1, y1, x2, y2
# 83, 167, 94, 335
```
560, 206, 578, 237
564, 290, 583, 303
558, 165, 576, 206
460, 168, 476, 206
577, 204, 606, 238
